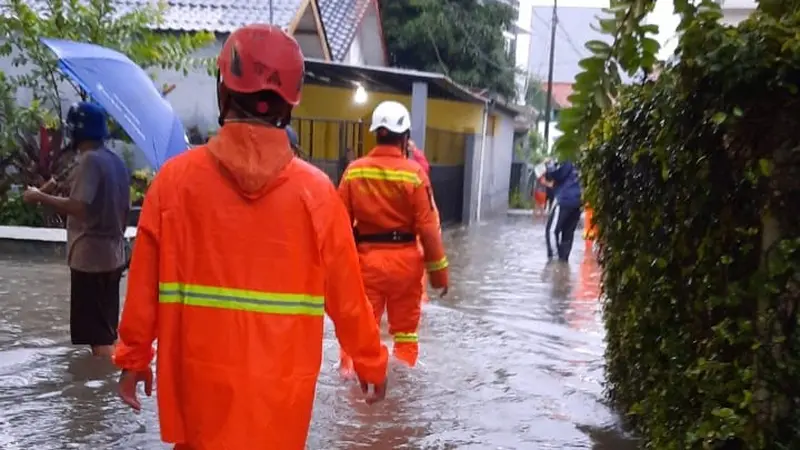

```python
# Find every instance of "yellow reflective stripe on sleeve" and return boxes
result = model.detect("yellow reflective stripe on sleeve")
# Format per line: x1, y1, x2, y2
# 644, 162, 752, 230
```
345, 167, 421, 186
426, 257, 449, 272
158, 282, 324, 317
393, 332, 418, 343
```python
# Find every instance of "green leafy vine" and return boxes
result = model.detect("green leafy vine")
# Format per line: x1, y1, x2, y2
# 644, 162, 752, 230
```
583, 3, 800, 448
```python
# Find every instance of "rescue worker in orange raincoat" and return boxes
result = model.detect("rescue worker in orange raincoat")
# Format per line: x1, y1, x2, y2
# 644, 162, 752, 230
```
338, 101, 449, 371
112, 24, 389, 450
407, 139, 439, 304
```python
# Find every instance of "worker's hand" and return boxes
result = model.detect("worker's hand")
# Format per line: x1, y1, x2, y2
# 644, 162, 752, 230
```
22, 186, 43, 204
439, 286, 449, 298
359, 377, 387, 405
118, 368, 153, 411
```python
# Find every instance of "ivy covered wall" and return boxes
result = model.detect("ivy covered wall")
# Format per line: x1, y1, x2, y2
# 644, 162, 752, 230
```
582, 6, 800, 449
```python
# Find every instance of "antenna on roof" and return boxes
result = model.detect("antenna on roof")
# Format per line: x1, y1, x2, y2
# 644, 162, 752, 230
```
542, 0, 558, 154
269, 0, 274, 24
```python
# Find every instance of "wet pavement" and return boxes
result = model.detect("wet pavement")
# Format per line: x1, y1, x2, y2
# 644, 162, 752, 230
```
0, 217, 637, 449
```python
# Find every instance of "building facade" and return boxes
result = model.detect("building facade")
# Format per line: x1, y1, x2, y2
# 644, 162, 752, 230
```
716, 0, 756, 25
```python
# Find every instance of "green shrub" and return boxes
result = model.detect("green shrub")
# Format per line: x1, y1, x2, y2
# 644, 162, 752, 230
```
508, 188, 531, 209
583, 9, 800, 450
0, 192, 45, 226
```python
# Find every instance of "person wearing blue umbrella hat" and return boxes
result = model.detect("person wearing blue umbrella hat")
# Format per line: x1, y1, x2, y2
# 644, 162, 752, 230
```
23, 102, 131, 358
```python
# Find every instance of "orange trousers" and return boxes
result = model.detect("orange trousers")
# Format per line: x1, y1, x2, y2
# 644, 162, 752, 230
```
418, 240, 430, 304
341, 245, 424, 370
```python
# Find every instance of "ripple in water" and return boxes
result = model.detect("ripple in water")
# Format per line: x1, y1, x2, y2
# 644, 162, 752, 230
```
0, 218, 637, 449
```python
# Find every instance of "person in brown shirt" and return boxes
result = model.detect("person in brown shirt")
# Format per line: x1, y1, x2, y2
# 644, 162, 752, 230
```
24, 102, 130, 357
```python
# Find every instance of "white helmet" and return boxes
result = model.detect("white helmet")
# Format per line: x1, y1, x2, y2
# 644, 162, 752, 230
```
369, 101, 411, 134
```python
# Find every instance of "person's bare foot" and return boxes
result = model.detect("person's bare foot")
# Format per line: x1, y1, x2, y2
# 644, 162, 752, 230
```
91, 344, 114, 358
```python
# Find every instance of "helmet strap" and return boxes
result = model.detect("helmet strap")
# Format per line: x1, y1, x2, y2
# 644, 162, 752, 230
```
216, 70, 293, 128
216, 71, 230, 127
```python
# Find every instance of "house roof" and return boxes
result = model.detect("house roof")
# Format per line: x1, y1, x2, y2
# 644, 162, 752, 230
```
304, 58, 518, 116
305, 58, 482, 103
542, 82, 574, 108
306, 58, 518, 115
317, 0, 371, 61
13, 0, 377, 61
11, 0, 305, 33
117, 0, 305, 32
528, 7, 610, 84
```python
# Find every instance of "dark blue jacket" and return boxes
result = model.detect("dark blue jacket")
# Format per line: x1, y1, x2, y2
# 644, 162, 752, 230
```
546, 161, 582, 208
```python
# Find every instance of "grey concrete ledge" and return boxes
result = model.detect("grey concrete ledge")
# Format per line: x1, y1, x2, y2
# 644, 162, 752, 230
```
508, 209, 534, 216
0, 225, 460, 257
0, 226, 137, 258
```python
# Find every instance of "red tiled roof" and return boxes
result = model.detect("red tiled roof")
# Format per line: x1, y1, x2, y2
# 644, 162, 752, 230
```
541, 82, 574, 109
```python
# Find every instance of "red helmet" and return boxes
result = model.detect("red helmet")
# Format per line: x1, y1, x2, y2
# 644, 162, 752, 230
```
217, 24, 305, 105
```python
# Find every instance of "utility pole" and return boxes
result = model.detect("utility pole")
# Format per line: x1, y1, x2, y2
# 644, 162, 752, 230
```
269, 0, 274, 24
542, 0, 558, 154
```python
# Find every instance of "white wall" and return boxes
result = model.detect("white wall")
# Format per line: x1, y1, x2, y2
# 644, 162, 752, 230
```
721, 8, 753, 25
479, 113, 516, 218
344, 36, 365, 66
718, 0, 756, 8
295, 33, 327, 59
537, 120, 562, 154
343, 3, 386, 66
515, 0, 533, 105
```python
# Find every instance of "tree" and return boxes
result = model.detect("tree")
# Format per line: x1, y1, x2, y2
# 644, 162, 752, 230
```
0, 0, 213, 225
378, 0, 518, 100
515, 127, 547, 164
525, 76, 548, 112
0, 0, 213, 127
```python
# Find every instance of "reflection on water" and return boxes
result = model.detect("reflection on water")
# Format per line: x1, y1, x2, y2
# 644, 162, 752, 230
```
0, 217, 637, 449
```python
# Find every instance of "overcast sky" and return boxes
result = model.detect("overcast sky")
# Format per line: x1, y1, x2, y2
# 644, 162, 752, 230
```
517, 0, 680, 63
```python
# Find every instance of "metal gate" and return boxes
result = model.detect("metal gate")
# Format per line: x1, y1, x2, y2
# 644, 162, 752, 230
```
290, 117, 364, 184
425, 128, 468, 224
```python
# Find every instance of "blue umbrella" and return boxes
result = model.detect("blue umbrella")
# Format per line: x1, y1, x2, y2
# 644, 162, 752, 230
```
40, 38, 189, 170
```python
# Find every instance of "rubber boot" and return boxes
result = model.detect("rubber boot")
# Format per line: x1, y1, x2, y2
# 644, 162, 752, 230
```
392, 342, 419, 367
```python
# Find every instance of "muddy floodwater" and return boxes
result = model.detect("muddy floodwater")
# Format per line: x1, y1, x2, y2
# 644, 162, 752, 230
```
0, 217, 637, 449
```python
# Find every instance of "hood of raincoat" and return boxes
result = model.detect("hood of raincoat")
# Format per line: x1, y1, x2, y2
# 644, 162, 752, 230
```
206, 122, 294, 199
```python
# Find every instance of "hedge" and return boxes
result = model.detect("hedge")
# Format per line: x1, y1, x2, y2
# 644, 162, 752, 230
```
582, 9, 800, 449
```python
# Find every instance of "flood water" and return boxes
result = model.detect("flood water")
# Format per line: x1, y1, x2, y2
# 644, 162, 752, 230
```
0, 217, 637, 449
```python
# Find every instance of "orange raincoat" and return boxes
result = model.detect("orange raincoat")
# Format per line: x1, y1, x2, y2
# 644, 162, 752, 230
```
409, 145, 440, 304
113, 124, 388, 449
338, 145, 449, 367
583, 204, 596, 240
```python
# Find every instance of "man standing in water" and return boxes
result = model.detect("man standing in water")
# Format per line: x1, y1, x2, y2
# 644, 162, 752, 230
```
544, 158, 583, 262
338, 100, 449, 371
23, 102, 130, 358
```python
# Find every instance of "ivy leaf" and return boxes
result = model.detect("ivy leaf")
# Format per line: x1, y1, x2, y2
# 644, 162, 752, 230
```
641, 24, 660, 34
585, 40, 613, 58
711, 112, 727, 125
594, 85, 611, 110
641, 37, 661, 56
758, 159, 773, 176
578, 56, 605, 72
